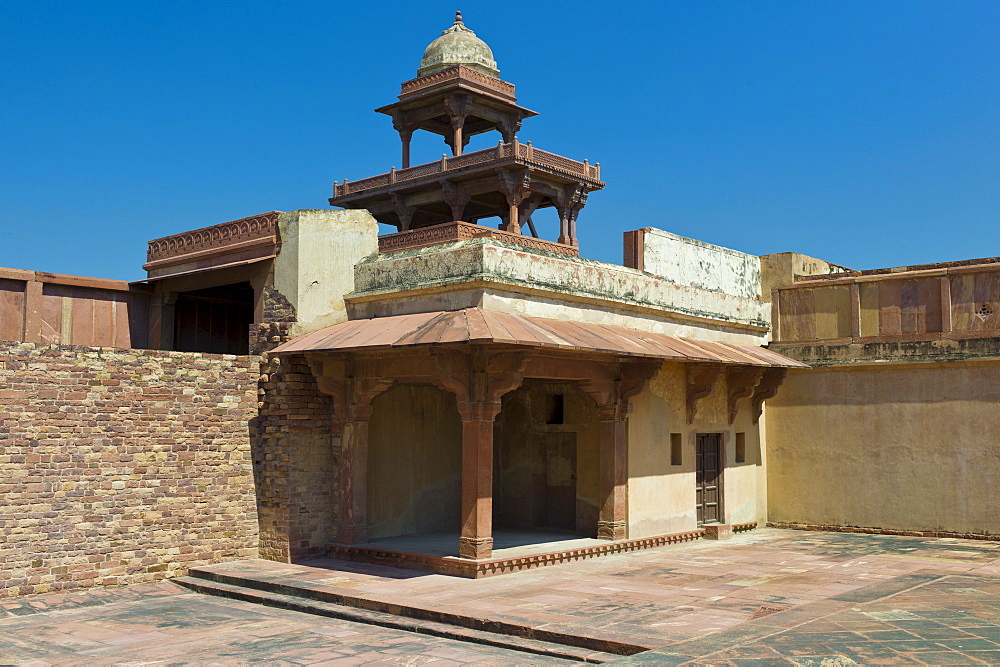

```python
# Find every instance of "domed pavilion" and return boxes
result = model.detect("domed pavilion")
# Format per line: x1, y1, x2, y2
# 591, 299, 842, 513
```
329, 11, 604, 252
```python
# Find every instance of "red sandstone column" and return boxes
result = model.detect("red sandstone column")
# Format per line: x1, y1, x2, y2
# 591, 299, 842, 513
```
459, 410, 496, 559
597, 407, 628, 540
434, 349, 526, 560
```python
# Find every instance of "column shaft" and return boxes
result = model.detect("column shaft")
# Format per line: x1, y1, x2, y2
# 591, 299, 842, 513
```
459, 417, 494, 558
337, 419, 370, 544
597, 416, 628, 540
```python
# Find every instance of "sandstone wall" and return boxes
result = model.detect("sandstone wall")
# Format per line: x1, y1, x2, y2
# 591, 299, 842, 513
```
0, 342, 259, 598
766, 361, 1000, 536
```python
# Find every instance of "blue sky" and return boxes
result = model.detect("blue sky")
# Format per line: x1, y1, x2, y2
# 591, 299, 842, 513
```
2, 1, 998, 281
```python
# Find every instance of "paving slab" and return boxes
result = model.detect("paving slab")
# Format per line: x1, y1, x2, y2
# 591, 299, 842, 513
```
3, 529, 1000, 664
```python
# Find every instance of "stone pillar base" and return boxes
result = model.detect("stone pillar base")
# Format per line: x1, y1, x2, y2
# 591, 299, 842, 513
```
597, 520, 627, 540
459, 536, 493, 559
702, 523, 733, 540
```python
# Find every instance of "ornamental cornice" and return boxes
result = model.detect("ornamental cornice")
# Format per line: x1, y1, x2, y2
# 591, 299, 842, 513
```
145, 212, 280, 266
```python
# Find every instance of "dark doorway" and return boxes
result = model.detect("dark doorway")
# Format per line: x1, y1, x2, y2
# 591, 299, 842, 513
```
695, 433, 723, 525
544, 432, 577, 530
173, 282, 253, 354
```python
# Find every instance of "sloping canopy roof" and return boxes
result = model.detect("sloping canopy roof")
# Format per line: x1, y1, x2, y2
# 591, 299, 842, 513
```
271, 308, 807, 368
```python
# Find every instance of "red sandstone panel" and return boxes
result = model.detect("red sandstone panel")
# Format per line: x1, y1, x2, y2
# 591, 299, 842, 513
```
92, 291, 115, 346
115, 295, 131, 348
900, 279, 920, 334
71, 288, 95, 346
0, 279, 25, 341
126, 292, 151, 348
39, 284, 64, 343
779, 290, 816, 342
918, 278, 942, 333
974, 272, 1000, 330
949, 274, 976, 332
877, 281, 902, 335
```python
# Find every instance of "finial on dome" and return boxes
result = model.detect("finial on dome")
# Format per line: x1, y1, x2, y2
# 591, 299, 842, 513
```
417, 9, 500, 78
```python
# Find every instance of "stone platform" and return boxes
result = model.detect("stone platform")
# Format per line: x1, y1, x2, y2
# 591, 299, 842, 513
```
327, 528, 708, 578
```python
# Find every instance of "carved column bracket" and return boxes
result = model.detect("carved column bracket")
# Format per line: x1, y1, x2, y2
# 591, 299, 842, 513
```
389, 192, 416, 232
392, 115, 417, 169
580, 361, 658, 540
557, 184, 589, 247
751, 368, 787, 424
444, 94, 473, 156
308, 357, 394, 545
726, 367, 765, 424
686, 363, 723, 424
496, 168, 532, 235
440, 180, 472, 223
497, 115, 523, 143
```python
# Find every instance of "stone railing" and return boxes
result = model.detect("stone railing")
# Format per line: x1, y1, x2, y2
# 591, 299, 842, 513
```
377, 221, 579, 257
145, 212, 280, 265
334, 140, 601, 198
399, 65, 516, 99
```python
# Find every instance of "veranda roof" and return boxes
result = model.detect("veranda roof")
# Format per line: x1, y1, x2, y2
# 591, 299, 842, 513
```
270, 308, 808, 368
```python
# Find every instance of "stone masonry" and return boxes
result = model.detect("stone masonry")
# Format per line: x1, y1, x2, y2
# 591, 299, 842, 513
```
0, 342, 259, 598
251, 323, 338, 563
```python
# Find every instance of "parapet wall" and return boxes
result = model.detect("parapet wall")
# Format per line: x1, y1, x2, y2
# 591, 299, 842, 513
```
0, 268, 150, 348
624, 228, 761, 300
0, 342, 260, 598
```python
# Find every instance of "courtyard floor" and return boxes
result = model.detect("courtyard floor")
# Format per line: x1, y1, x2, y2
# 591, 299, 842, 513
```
3, 528, 1000, 664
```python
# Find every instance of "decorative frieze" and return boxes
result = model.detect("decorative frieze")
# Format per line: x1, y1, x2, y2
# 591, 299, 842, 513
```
145, 211, 279, 267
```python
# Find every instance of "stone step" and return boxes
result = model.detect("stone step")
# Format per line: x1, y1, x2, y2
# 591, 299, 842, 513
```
173, 575, 626, 662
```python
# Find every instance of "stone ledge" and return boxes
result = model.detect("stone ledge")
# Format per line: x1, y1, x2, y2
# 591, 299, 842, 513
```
327, 530, 706, 579
766, 522, 1000, 541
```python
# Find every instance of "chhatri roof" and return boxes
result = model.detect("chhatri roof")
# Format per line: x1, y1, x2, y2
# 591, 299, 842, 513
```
270, 308, 808, 368
418, 11, 499, 78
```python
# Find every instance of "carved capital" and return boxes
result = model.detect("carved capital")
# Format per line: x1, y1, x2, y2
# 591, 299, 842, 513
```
389, 192, 416, 232
751, 368, 787, 424
581, 361, 658, 422
309, 358, 394, 422
444, 93, 472, 125
496, 167, 532, 207
726, 367, 765, 424
686, 363, 723, 424
433, 348, 526, 421
498, 116, 523, 143
440, 180, 471, 222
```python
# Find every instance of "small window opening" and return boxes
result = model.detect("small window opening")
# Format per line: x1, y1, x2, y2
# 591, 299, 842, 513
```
670, 433, 682, 466
545, 393, 565, 424
735, 432, 747, 464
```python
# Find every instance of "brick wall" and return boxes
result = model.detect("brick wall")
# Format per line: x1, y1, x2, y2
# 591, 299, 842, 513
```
0, 342, 260, 598
251, 323, 338, 563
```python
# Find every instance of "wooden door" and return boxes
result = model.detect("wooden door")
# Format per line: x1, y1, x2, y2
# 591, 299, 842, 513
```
696, 434, 723, 525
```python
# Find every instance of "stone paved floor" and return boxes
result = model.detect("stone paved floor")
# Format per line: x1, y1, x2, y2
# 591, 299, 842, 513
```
4, 529, 1000, 664
0, 581, 567, 665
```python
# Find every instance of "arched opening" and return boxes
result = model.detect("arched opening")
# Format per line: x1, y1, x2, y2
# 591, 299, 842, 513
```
493, 379, 600, 537
367, 384, 462, 540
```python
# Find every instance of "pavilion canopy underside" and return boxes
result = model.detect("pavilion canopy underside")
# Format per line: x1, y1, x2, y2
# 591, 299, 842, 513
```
270, 308, 807, 368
